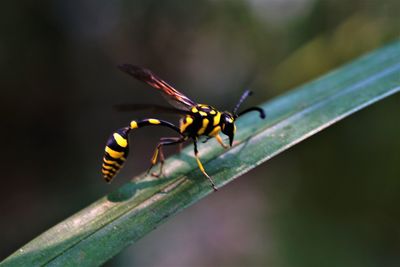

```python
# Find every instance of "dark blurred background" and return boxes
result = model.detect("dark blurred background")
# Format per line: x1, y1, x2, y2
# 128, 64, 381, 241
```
1, 0, 399, 266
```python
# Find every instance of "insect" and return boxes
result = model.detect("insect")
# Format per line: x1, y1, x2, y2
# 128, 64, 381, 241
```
101, 64, 265, 191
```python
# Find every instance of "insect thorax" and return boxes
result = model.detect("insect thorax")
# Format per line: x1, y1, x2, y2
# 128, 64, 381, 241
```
179, 104, 223, 137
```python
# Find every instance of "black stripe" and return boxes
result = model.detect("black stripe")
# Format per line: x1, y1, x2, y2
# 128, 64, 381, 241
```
101, 168, 117, 176
102, 169, 116, 176
136, 119, 181, 134
104, 175, 113, 182
103, 161, 120, 168
186, 113, 204, 137
137, 120, 153, 127
104, 153, 125, 165
204, 113, 218, 135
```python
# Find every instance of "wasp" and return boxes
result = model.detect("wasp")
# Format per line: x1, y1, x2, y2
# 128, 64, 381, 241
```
101, 64, 265, 191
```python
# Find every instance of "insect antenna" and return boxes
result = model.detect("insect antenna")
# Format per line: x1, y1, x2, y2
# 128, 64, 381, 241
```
232, 89, 252, 117
233, 89, 265, 119
238, 107, 265, 118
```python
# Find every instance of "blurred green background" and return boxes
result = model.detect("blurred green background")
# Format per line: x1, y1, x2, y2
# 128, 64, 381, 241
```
1, 0, 399, 266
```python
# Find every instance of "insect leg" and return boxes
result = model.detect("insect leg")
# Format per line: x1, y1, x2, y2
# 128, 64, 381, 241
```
193, 139, 218, 191
201, 135, 227, 148
178, 142, 183, 153
215, 134, 228, 149
147, 136, 187, 177
202, 137, 212, 143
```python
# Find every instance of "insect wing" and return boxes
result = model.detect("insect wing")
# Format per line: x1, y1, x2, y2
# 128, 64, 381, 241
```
118, 64, 196, 110
113, 103, 189, 115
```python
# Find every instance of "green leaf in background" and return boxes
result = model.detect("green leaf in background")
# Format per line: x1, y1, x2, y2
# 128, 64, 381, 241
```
2, 41, 400, 267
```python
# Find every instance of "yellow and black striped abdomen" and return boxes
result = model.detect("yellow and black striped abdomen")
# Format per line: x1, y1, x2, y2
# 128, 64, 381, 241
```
180, 104, 222, 137
102, 127, 130, 182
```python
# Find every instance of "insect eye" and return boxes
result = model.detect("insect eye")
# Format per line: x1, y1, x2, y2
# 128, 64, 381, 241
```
222, 112, 234, 124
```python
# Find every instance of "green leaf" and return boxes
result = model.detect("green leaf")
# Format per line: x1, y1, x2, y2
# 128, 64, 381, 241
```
2, 41, 400, 267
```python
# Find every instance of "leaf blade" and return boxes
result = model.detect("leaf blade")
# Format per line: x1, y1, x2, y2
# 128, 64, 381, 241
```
2, 41, 400, 267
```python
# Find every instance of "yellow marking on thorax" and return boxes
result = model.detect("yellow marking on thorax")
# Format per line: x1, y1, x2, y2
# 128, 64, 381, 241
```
191, 107, 198, 113
180, 116, 193, 133
209, 126, 221, 137
148, 119, 161, 124
197, 118, 209, 135
130, 121, 138, 129
105, 146, 124, 158
113, 133, 128, 148
213, 112, 221, 126
209, 110, 216, 115
199, 111, 208, 117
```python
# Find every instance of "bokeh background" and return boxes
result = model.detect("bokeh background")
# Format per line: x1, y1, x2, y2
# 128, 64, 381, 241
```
1, 0, 400, 266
